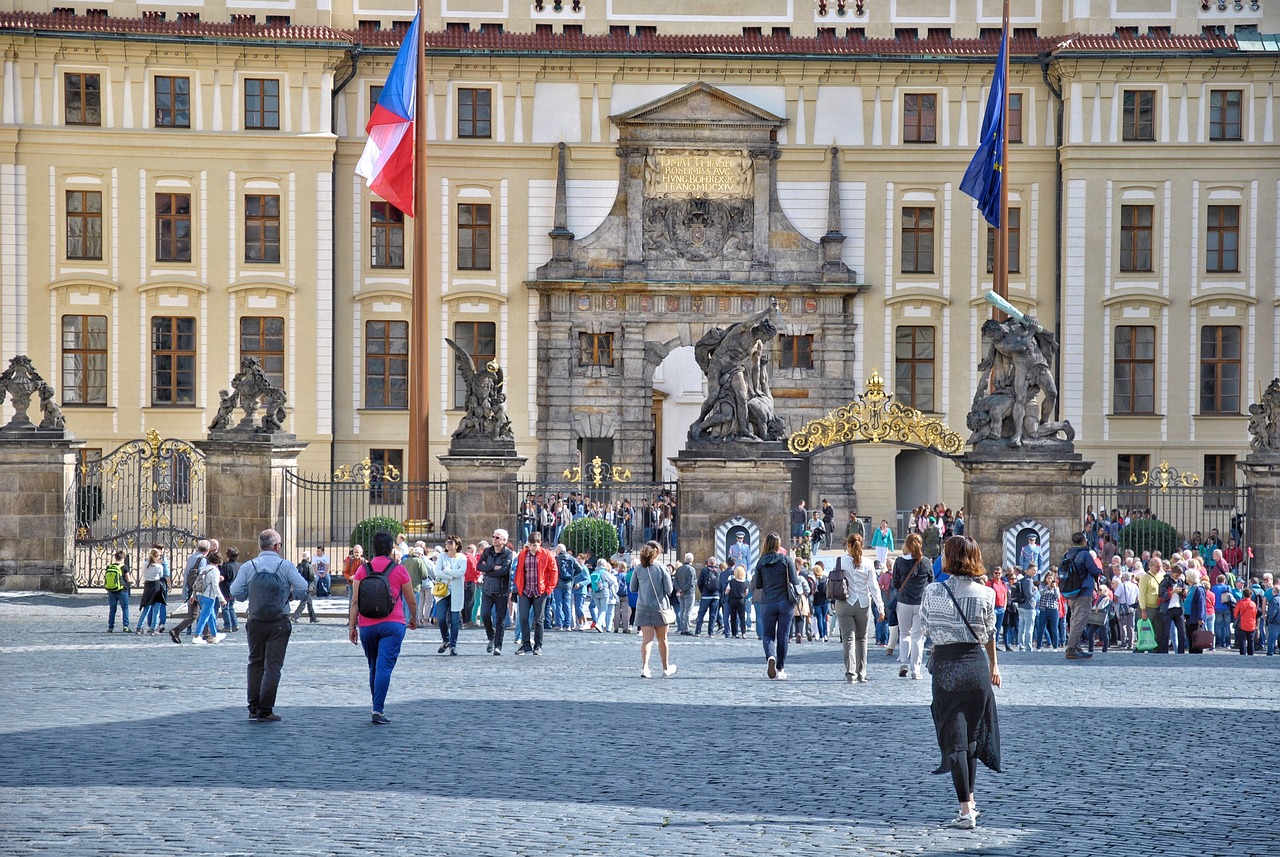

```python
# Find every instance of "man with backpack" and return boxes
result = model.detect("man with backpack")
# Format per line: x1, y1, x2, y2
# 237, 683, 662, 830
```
1059, 531, 1098, 660
673, 553, 697, 635
1009, 567, 1036, 652
552, 545, 576, 631
103, 551, 131, 633
230, 529, 309, 723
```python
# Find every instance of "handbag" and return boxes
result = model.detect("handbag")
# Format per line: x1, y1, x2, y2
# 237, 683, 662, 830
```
432, 580, 449, 598
1192, 628, 1215, 651
1134, 617, 1158, 652
1087, 608, 1107, 626
926, 580, 982, 675
643, 566, 676, 626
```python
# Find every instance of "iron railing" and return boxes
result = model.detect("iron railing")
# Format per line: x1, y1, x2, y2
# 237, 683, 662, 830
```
515, 478, 679, 561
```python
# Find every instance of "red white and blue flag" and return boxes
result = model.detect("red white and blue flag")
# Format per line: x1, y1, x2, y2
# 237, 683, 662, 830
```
355, 12, 420, 217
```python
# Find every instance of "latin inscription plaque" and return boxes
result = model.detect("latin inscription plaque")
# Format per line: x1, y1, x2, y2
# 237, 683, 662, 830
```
643, 149, 753, 200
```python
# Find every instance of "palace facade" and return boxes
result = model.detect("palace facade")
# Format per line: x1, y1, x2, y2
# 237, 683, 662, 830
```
1, 0, 1277, 524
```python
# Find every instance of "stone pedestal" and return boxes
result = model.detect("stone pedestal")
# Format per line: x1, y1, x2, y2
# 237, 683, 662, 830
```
0, 434, 84, 591
956, 451, 1093, 573
1238, 454, 1280, 577
673, 442, 801, 563
195, 435, 306, 562
438, 452, 527, 545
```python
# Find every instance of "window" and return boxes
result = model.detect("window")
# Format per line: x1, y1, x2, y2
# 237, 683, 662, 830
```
1007, 92, 1023, 144
578, 332, 615, 367
370, 202, 405, 268
894, 326, 935, 411
369, 448, 404, 504
1204, 454, 1237, 510
155, 193, 191, 262
61, 315, 107, 405
1119, 205, 1153, 272
154, 76, 190, 128
1113, 326, 1155, 414
244, 79, 280, 130
457, 203, 491, 270
1199, 326, 1241, 415
986, 207, 1021, 273
1117, 453, 1150, 509
65, 190, 103, 260
365, 320, 409, 409
244, 194, 281, 263
369, 85, 382, 118
1206, 205, 1239, 273
64, 73, 101, 125
778, 334, 814, 370
239, 317, 285, 389
151, 316, 196, 405
458, 88, 492, 138
453, 321, 496, 408
900, 207, 934, 274
1122, 90, 1154, 141
903, 94, 936, 143
1209, 90, 1242, 142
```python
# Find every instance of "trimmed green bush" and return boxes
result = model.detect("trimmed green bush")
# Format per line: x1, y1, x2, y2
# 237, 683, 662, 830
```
560, 516, 619, 560
1118, 518, 1180, 559
350, 515, 405, 557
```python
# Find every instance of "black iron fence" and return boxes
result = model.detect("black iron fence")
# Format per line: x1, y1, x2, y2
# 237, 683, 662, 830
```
515, 475, 680, 561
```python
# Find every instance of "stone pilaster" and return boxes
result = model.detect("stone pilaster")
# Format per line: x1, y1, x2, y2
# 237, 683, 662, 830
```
195, 436, 307, 562
1238, 454, 1280, 577
956, 452, 1094, 572
673, 443, 800, 563
0, 436, 83, 591
438, 453, 527, 546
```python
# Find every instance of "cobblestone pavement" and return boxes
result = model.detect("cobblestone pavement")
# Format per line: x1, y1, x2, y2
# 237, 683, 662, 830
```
1, 593, 1277, 857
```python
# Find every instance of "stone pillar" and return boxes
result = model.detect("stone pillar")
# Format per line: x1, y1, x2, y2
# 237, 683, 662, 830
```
673, 443, 800, 563
438, 453, 527, 546
195, 436, 307, 562
956, 452, 1094, 572
1238, 454, 1280, 577
0, 436, 84, 591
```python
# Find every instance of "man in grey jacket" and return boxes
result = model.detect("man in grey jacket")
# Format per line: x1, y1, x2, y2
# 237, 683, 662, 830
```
230, 529, 309, 722
673, 554, 697, 636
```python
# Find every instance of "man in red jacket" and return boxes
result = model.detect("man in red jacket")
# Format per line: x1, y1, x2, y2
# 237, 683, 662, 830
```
514, 531, 558, 655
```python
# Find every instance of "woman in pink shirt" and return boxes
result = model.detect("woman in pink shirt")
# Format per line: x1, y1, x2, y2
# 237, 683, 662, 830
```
347, 530, 418, 724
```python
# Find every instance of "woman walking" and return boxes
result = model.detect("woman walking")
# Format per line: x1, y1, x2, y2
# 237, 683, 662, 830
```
870, 520, 895, 568
892, 533, 933, 679
192, 550, 226, 645
919, 535, 1002, 831
348, 530, 419, 724
135, 547, 167, 635
590, 559, 617, 634
630, 541, 677, 678
433, 536, 467, 655
832, 533, 885, 683
753, 532, 802, 680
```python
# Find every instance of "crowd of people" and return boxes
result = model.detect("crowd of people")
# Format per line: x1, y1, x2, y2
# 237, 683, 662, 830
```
517, 490, 679, 555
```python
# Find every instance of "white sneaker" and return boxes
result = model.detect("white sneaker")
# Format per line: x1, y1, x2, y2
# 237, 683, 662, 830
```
191, 637, 208, 645
213, 633, 227, 643
949, 812, 977, 830
662, 664, 678, 678
775, 669, 789, 680
640, 667, 651, 679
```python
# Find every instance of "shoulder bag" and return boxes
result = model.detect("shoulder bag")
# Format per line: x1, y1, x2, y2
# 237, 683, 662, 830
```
925, 580, 982, 675
643, 566, 676, 626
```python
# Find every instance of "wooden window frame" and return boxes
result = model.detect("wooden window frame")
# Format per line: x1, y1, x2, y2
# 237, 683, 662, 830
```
1206, 205, 1240, 273
239, 316, 285, 389
155, 193, 192, 262
1208, 89, 1242, 142
65, 190, 103, 260
1117, 453, 1151, 509
456, 203, 492, 271
61, 314, 108, 405
1119, 204, 1153, 273
900, 207, 935, 274
1204, 453, 1237, 510
244, 78, 281, 130
986, 207, 1021, 273
453, 321, 497, 408
902, 93, 937, 143
777, 334, 814, 370
578, 331, 615, 367
369, 448, 404, 504
1113, 325, 1156, 415
64, 72, 101, 126
894, 326, 936, 412
370, 201, 405, 269
364, 320, 410, 410
154, 75, 190, 128
1122, 90, 1155, 141
151, 316, 197, 406
457, 88, 493, 139
1199, 325, 1242, 415
244, 194, 281, 263
1007, 92, 1023, 144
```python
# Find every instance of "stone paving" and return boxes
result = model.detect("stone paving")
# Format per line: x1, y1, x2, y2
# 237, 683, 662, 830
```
1, 592, 1277, 857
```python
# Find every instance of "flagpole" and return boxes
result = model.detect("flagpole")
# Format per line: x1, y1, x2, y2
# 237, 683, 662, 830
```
408, 0, 430, 511
992, 0, 1011, 320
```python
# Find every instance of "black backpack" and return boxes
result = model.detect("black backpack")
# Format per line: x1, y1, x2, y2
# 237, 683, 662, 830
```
557, 554, 575, 583
357, 560, 398, 619
827, 557, 851, 603
1060, 549, 1093, 597
246, 558, 290, 621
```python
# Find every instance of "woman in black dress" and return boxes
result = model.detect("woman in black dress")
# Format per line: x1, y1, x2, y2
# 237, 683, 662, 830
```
919, 535, 1002, 830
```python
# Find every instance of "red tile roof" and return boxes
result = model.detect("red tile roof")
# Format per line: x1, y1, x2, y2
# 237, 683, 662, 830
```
0, 11, 1243, 56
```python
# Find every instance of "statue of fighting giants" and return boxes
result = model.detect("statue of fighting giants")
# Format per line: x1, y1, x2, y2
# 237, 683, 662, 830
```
1248, 378, 1280, 454
689, 297, 786, 443
967, 301, 1074, 449
445, 338, 514, 442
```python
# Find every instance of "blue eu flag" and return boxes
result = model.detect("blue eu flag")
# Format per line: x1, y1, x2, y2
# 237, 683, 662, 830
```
960, 27, 1008, 229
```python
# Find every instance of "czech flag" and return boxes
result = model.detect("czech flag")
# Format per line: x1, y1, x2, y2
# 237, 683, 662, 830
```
355, 12, 420, 217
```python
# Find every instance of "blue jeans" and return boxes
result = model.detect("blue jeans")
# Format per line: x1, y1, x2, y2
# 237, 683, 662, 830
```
222, 599, 239, 631
137, 603, 160, 631
195, 596, 220, 638
552, 585, 573, 629
696, 596, 720, 634
761, 599, 794, 669
1215, 611, 1233, 648
1017, 607, 1035, 651
433, 598, 460, 647
1267, 623, 1280, 656
720, 594, 733, 637
1034, 608, 1059, 649
813, 601, 831, 639
993, 607, 1006, 647
599, 601, 616, 632
107, 590, 130, 630
874, 614, 889, 645
573, 588, 589, 625
359, 621, 406, 713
